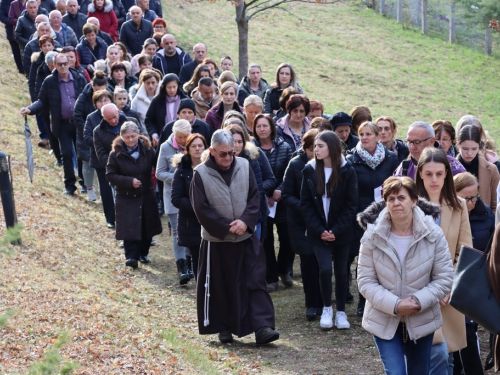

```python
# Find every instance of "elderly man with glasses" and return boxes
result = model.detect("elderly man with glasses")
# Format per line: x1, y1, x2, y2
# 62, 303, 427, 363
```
190, 129, 279, 346
394, 121, 466, 180
20, 53, 87, 195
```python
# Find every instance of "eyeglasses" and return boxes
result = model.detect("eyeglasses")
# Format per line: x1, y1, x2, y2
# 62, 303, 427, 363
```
214, 150, 235, 158
406, 137, 432, 147
463, 194, 480, 203
56, 62, 68, 67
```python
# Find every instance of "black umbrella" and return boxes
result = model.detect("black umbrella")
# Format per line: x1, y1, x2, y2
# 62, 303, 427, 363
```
24, 116, 34, 182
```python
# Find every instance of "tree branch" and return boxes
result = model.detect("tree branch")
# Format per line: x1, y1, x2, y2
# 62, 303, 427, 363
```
246, 0, 342, 20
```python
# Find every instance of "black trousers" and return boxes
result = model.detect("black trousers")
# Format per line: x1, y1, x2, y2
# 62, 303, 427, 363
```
263, 220, 294, 283
124, 236, 152, 260
299, 253, 323, 309
58, 121, 77, 191
314, 243, 349, 311
96, 168, 115, 224
8, 39, 24, 74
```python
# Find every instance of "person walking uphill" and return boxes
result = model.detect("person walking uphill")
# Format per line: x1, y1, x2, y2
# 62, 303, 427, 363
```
190, 129, 279, 346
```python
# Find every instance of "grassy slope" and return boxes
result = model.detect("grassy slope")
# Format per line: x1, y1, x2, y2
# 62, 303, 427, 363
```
0, 1, 498, 374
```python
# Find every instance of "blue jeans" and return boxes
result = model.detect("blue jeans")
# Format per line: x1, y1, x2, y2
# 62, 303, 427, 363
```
373, 323, 434, 375
429, 341, 452, 375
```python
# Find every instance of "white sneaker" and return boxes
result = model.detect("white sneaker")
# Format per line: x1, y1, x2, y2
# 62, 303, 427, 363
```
87, 188, 97, 202
335, 311, 350, 329
320, 307, 333, 329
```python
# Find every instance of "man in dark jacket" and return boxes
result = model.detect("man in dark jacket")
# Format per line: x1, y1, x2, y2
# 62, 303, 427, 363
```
14, 0, 39, 50
22, 21, 61, 76
119, 5, 153, 55
21, 53, 87, 195
125, 0, 156, 22
0, 0, 24, 73
49, 10, 78, 46
152, 34, 192, 76
62, 0, 87, 39
111, 0, 126, 27
240, 64, 270, 99
77, 0, 90, 15
179, 43, 207, 86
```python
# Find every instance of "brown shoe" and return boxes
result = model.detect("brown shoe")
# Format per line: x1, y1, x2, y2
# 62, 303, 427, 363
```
37, 139, 50, 149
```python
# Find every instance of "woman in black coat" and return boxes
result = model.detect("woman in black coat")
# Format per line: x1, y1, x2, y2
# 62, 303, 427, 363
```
252, 114, 293, 291
145, 73, 188, 142
83, 89, 115, 227
170, 133, 208, 279
106, 122, 162, 269
300, 131, 358, 331
263, 63, 303, 115
282, 128, 323, 320
345, 121, 399, 315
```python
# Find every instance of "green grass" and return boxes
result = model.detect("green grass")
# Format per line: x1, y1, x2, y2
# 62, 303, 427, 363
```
167, 0, 500, 141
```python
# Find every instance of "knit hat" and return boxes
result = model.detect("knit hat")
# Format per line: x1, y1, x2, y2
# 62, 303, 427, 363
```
177, 98, 196, 115
330, 112, 352, 129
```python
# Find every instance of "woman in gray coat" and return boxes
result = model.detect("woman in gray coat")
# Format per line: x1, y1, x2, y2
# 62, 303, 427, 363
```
357, 176, 454, 375
156, 119, 192, 284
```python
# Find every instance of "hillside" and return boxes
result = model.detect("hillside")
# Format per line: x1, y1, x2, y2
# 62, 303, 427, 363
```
0, 1, 497, 373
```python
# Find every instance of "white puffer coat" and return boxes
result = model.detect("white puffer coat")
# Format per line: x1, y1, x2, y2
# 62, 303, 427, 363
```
357, 202, 454, 341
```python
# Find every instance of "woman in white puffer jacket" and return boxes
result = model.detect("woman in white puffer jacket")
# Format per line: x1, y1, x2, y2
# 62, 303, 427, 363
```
357, 176, 454, 375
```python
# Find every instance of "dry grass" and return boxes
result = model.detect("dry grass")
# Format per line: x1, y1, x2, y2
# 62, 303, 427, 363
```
0, 1, 499, 373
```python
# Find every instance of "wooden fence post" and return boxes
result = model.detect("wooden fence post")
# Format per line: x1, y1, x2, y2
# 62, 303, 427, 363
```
421, 0, 428, 34
380, 0, 385, 14
449, 3, 456, 43
485, 27, 492, 55
397, 0, 403, 23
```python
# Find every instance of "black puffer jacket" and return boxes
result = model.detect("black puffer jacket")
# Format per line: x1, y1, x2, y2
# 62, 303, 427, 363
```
393, 139, 410, 163
170, 154, 201, 248
281, 150, 312, 255
28, 52, 45, 102
28, 67, 87, 137
253, 136, 292, 223
74, 83, 97, 160
111, 0, 126, 27
62, 11, 88, 39
300, 158, 358, 246
76, 36, 107, 69
14, 11, 36, 47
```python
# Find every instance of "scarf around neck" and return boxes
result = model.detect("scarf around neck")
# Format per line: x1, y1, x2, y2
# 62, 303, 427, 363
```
356, 141, 386, 170
166, 95, 180, 123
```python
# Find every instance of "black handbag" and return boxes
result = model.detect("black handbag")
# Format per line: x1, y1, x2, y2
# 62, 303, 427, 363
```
449, 243, 500, 334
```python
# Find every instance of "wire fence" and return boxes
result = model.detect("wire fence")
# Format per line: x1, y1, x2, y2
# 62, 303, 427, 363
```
369, 0, 500, 57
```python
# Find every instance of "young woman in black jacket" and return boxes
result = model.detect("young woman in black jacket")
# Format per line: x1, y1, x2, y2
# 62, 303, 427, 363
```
282, 129, 323, 320
170, 133, 208, 280
252, 114, 293, 291
300, 131, 358, 331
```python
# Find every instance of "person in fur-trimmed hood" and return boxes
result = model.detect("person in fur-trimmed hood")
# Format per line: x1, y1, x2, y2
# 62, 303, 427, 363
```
357, 176, 454, 375
87, 0, 117, 41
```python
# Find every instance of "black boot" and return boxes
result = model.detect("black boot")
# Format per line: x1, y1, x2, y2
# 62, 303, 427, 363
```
186, 256, 195, 279
176, 259, 190, 285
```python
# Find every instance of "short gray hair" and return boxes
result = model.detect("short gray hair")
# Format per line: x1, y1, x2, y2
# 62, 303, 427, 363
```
211, 129, 234, 149
37, 21, 51, 30
172, 119, 191, 135
66, 0, 77, 4
408, 121, 435, 138
120, 121, 140, 135
26, 0, 38, 6
45, 51, 58, 64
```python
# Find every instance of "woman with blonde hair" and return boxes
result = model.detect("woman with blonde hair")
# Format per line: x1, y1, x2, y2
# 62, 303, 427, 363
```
243, 95, 263, 135
130, 68, 161, 126
205, 81, 244, 132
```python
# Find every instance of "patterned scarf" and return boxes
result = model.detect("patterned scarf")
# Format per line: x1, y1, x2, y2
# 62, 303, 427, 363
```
356, 141, 386, 170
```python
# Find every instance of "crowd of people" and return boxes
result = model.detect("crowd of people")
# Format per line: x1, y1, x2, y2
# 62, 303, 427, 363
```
2, 0, 500, 370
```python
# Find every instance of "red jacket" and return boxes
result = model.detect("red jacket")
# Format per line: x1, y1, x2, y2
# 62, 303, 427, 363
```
88, 1, 118, 41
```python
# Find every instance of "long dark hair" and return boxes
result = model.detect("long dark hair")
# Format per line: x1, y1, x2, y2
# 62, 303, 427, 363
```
415, 147, 462, 211
315, 131, 343, 197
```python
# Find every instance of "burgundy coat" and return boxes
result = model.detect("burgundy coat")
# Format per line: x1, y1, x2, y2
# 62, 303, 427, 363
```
204, 101, 244, 132
87, 1, 118, 41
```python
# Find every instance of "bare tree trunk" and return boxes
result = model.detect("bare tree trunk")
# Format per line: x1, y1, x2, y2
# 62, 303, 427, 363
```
421, 0, 427, 34
235, 2, 248, 80
449, 3, 455, 43
485, 27, 492, 56
380, 0, 385, 15
397, 0, 403, 23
